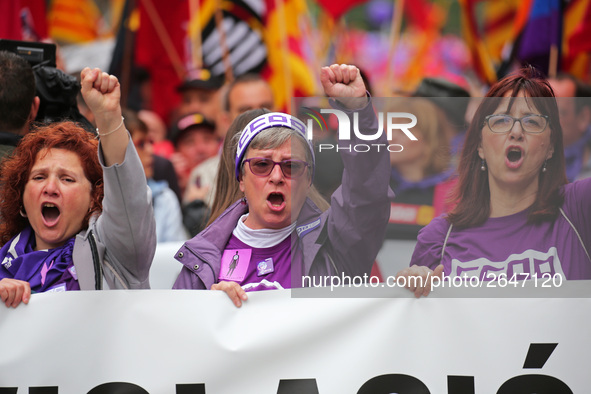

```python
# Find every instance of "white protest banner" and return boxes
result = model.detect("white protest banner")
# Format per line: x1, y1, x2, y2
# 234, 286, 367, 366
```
0, 284, 590, 393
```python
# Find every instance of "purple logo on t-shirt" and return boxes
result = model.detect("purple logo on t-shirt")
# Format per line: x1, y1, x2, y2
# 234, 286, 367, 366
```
257, 258, 274, 276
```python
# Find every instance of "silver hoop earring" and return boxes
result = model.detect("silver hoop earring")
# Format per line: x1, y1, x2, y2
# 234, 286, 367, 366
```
480, 159, 486, 172
19, 207, 27, 217
240, 196, 247, 205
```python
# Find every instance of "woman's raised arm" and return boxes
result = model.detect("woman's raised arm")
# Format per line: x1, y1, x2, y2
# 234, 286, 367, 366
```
80, 67, 128, 166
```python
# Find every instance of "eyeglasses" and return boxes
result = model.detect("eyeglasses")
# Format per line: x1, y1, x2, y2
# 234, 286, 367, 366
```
243, 158, 310, 178
484, 114, 549, 134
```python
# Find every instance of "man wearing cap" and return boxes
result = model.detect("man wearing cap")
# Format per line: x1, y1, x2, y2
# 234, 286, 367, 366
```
169, 112, 221, 195
175, 68, 224, 129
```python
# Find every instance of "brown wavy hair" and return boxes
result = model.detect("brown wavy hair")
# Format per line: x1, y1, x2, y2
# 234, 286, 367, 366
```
0, 122, 104, 246
447, 66, 567, 228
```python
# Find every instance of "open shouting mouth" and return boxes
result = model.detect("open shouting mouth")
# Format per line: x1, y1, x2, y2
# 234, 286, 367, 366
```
41, 202, 61, 226
267, 192, 286, 211
505, 146, 524, 169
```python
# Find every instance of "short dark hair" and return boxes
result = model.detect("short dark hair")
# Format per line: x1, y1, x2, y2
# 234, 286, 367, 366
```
0, 51, 36, 132
223, 73, 268, 112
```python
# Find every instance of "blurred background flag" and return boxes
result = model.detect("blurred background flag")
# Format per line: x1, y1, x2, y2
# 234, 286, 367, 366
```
129, 0, 316, 122
481, 0, 520, 65
563, 0, 591, 79
0, 0, 48, 41
0, 1, 25, 40
263, 0, 316, 112
515, 0, 562, 77
48, 0, 105, 43
459, 0, 499, 85
3, 0, 589, 115
315, 0, 369, 20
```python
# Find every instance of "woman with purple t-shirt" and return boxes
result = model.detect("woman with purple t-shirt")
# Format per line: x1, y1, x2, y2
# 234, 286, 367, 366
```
173, 64, 392, 306
398, 67, 591, 297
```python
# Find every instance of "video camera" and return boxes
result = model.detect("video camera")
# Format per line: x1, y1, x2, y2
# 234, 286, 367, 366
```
0, 39, 93, 131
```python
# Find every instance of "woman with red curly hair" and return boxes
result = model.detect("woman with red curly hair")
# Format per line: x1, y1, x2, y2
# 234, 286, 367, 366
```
398, 66, 591, 297
0, 68, 156, 307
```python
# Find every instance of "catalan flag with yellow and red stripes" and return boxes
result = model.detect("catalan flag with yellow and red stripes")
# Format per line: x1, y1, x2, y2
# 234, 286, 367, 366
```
262, 0, 316, 112
562, 0, 591, 80
459, 0, 498, 85
48, 0, 103, 44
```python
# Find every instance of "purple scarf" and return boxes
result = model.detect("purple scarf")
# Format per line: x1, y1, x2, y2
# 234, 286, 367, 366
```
0, 226, 79, 292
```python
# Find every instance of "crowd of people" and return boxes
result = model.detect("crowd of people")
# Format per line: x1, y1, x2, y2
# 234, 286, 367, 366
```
1, 37, 591, 307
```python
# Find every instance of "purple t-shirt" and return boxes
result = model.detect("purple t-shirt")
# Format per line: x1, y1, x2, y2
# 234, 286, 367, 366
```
410, 177, 591, 280
220, 234, 292, 291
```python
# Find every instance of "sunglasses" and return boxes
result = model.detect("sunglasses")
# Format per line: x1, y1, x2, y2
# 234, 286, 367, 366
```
243, 158, 310, 178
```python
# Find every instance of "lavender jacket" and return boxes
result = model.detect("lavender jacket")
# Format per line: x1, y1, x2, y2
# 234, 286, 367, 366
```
173, 100, 393, 290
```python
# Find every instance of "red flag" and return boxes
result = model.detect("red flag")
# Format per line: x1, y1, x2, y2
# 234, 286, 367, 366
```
21, 0, 48, 40
0, 0, 48, 41
404, 0, 445, 31
0, 0, 23, 40
134, 0, 187, 122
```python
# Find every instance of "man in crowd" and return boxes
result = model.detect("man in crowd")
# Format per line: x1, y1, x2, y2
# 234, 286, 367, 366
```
220, 73, 274, 131
0, 51, 39, 160
169, 112, 221, 195
549, 73, 591, 181
175, 68, 225, 135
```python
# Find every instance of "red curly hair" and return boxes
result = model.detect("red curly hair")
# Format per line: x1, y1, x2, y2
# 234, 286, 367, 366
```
0, 122, 104, 246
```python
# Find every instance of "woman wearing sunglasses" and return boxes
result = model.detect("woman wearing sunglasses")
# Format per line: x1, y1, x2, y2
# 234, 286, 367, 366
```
398, 66, 591, 297
173, 64, 392, 306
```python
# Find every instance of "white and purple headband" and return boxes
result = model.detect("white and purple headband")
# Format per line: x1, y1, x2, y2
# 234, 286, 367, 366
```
235, 112, 315, 180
